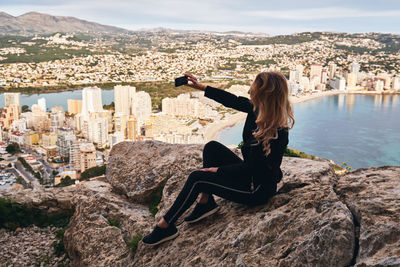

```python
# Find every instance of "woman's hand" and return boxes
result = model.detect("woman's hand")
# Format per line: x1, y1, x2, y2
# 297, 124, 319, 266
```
185, 73, 207, 91
199, 167, 218, 173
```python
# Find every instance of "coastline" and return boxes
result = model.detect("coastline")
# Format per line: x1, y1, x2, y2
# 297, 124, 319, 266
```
204, 112, 247, 142
205, 89, 400, 142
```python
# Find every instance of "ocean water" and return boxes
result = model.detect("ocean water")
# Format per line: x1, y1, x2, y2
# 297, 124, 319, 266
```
216, 94, 400, 169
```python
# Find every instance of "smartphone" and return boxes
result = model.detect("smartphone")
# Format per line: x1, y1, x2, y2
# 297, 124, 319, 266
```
175, 76, 188, 87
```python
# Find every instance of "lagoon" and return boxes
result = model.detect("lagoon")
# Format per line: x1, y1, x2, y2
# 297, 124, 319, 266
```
0, 90, 115, 111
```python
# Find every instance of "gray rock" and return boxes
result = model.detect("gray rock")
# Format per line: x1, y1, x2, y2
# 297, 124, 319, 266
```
1, 141, 399, 267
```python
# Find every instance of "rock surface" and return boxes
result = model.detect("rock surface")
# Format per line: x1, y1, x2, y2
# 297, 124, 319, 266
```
335, 166, 400, 267
107, 141, 203, 203
1, 140, 399, 267
0, 225, 70, 266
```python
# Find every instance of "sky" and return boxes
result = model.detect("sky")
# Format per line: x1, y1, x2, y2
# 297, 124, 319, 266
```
1, 0, 400, 35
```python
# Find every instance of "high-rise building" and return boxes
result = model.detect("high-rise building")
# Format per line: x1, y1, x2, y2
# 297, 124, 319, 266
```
50, 110, 65, 133
79, 143, 97, 172
289, 69, 297, 82
114, 85, 136, 115
321, 69, 328, 84
127, 116, 138, 140
87, 115, 108, 147
38, 97, 46, 112
67, 99, 82, 114
347, 72, 357, 88
328, 62, 337, 80
56, 129, 76, 160
132, 91, 152, 126
310, 64, 322, 82
114, 113, 128, 137
393, 76, 400, 91
109, 131, 125, 147
4, 93, 20, 108
0, 105, 20, 130
375, 80, 384, 92
350, 62, 360, 74
81, 87, 103, 116
295, 65, 304, 81
330, 77, 346, 91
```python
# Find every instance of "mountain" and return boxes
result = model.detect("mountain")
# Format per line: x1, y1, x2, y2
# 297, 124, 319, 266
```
0, 11, 130, 35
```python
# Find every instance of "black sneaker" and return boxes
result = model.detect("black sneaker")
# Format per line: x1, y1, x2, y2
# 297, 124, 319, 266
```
142, 224, 179, 246
184, 199, 220, 224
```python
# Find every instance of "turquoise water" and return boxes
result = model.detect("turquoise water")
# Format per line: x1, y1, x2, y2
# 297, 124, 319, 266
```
0, 90, 115, 111
216, 94, 400, 169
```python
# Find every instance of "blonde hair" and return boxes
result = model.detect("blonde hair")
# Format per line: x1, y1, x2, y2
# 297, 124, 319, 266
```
250, 72, 295, 156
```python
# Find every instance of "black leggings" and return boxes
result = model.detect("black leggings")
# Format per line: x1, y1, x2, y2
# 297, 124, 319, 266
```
163, 141, 276, 225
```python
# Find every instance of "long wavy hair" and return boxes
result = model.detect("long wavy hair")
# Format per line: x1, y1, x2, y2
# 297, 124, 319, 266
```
249, 71, 295, 156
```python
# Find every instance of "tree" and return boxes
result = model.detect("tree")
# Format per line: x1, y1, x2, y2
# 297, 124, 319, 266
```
80, 165, 106, 181
56, 176, 75, 187
6, 143, 21, 155
21, 105, 30, 113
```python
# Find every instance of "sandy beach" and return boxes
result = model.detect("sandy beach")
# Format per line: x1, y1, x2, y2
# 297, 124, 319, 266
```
204, 90, 400, 142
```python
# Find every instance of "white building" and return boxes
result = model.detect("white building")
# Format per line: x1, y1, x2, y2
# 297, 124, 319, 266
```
375, 80, 384, 92
4, 93, 20, 108
310, 64, 322, 83
11, 119, 27, 132
87, 116, 108, 147
393, 76, 400, 91
114, 85, 136, 115
109, 131, 125, 147
132, 91, 152, 126
330, 77, 346, 91
81, 87, 103, 116
50, 110, 65, 133
350, 62, 360, 75
328, 62, 337, 79
56, 129, 76, 159
38, 97, 46, 112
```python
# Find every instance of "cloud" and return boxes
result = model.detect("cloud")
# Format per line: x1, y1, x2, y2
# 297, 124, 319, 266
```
1, 1, 400, 34
247, 7, 400, 20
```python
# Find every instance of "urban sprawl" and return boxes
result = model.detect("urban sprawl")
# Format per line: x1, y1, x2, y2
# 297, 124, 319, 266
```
0, 31, 399, 189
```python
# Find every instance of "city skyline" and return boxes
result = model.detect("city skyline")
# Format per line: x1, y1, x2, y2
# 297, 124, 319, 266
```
1, 0, 400, 35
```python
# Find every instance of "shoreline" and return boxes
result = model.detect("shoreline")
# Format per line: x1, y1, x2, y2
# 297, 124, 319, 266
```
205, 90, 400, 142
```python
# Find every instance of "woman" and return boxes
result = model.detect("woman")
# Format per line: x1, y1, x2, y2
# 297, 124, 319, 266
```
143, 72, 294, 246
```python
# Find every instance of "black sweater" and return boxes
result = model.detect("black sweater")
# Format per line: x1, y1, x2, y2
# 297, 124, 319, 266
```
204, 86, 288, 185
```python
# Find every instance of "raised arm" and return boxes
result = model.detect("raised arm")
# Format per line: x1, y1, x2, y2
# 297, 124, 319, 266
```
184, 73, 253, 113
204, 86, 253, 113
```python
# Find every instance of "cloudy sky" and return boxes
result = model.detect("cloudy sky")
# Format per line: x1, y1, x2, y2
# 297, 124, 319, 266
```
1, 0, 400, 35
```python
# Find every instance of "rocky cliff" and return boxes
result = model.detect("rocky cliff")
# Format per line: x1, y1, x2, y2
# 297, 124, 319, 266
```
1, 140, 399, 267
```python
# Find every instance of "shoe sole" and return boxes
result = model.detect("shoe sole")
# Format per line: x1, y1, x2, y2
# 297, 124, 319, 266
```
142, 231, 179, 247
185, 206, 220, 224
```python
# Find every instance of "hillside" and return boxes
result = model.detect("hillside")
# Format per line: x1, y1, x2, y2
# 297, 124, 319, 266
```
0, 11, 130, 35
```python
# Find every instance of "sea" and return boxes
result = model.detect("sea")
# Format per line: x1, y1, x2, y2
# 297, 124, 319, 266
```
216, 94, 400, 169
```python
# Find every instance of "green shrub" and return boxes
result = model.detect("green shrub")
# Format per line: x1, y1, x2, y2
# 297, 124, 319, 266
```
107, 218, 120, 228
0, 198, 72, 231
284, 147, 316, 159
6, 143, 21, 155
127, 234, 143, 255
53, 227, 67, 257
56, 176, 75, 187
147, 186, 164, 216
80, 165, 106, 181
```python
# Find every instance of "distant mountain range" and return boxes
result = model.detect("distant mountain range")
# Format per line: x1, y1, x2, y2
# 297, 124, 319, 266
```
0, 11, 269, 36
0, 11, 130, 35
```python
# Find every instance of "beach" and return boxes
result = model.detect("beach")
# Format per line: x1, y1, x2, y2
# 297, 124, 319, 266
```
204, 89, 400, 142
